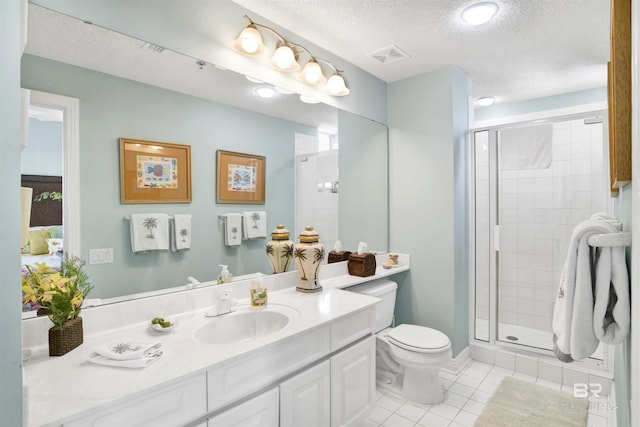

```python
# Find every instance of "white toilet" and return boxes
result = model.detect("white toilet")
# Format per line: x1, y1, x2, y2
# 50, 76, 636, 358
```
347, 279, 452, 404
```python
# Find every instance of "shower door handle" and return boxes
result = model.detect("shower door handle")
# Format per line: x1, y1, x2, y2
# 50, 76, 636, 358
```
494, 225, 500, 252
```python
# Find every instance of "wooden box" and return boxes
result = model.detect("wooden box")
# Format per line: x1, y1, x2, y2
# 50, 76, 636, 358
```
328, 250, 352, 264
347, 253, 376, 277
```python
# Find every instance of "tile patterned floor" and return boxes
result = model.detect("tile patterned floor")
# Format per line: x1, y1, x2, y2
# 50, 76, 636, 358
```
363, 361, 613, 427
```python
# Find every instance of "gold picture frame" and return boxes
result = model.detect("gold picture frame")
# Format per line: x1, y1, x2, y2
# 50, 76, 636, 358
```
216, 150, 265, 204
119, 138, 192, 203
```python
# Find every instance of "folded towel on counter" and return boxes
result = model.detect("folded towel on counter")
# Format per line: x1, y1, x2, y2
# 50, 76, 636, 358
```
171, 214, 192, 252
552, 219, 616, 362
242, 211, 267, 239
88, 340, 163, 369
224, 213, 242, 247
130, 213, 169, 253
593, 244, 630, 345
92, 340, 162, 360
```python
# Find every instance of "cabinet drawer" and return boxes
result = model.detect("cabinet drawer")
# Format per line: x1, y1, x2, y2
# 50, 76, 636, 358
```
207, 324, 330, 411
64, 373, 207, 427
330, 307, 374, 351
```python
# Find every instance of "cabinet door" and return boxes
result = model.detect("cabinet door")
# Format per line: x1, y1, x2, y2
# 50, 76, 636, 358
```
280, 360, 330, 427
207, 387, 278, 427
64, 373, 207, 427
330, 335, 375, 427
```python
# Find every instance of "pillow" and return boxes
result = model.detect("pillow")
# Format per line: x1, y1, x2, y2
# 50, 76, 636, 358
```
28, 230, 51, 255
48, 225, 63, 239
46, 238, 64, 255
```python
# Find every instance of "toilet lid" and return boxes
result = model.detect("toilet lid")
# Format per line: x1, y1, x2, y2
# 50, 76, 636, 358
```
387, 324, 450, 352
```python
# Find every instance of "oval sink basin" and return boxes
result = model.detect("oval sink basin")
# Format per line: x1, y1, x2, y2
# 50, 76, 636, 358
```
193, 306, 295, 345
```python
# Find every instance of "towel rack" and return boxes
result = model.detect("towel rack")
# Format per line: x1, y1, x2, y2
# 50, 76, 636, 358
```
587, 232, 631, 247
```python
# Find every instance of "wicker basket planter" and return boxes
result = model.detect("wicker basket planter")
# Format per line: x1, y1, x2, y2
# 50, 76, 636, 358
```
48, 316, 83, 356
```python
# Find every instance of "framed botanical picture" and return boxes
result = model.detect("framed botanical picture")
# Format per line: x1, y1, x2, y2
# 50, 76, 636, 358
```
119, 138, 192, 203
216, 150, 265, 204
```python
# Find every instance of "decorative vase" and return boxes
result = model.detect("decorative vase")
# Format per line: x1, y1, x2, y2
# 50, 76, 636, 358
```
48, 316, 83, 356
266, 224, 294, 274
293, 226, 325, 293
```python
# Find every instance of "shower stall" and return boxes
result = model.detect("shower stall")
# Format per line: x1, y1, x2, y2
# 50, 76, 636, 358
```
471, 112, 611, 366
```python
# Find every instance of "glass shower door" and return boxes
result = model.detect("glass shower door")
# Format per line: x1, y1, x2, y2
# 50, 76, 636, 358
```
495, 117, 607, 354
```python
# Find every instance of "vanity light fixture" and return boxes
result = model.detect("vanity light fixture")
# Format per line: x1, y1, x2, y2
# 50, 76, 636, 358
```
461, 2, 499, 25
233, 15, 350, 96
475, 96, 496, 106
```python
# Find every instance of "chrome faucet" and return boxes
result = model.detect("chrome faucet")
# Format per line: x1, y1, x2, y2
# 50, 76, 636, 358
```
205, 291, 238, 317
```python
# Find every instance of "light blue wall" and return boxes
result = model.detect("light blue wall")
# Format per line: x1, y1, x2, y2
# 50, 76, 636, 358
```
0, 1, 24, 424
21, 118, 63, 176
338, 111, 389, 251
474, 87, 607, 122
22, 54, 317, 299
388, 67, 471, 357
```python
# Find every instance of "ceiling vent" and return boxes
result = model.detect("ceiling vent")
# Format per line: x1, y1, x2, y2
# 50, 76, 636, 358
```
141, 42, 165, 54
367, 45, 410, 64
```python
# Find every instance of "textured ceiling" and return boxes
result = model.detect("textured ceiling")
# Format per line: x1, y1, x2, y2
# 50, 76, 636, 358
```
234, 0, 611, 103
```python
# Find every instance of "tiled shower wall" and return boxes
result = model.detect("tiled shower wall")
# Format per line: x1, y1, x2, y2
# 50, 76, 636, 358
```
474, 118, 607, 344
294, 133, 339, 247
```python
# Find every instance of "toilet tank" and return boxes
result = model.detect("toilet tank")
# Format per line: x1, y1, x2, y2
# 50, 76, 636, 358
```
345, 279, 397, 333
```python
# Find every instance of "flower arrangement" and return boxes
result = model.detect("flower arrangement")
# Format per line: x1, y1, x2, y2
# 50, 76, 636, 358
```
22, 257, 92, 329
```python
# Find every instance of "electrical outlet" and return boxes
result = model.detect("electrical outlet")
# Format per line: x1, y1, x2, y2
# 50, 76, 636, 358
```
89, 248, 114, 265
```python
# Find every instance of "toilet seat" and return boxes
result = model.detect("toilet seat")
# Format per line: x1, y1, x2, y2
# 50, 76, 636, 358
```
387, 324, 450, 354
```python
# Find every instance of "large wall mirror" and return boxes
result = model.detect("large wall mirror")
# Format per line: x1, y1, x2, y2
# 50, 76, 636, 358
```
21, 4, 388, 310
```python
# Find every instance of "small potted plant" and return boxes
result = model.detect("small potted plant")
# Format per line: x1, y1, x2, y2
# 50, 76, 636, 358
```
22, 257, 93, 356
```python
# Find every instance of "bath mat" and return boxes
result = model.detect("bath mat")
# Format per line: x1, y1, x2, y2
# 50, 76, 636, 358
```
474, 376, 588, 427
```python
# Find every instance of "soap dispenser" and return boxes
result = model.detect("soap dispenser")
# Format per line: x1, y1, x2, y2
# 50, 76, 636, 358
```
250, 278, 268, 309
217, 265, 232, 284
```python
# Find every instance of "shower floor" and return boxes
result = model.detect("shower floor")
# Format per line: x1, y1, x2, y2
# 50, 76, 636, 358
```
476, 320, 604, 360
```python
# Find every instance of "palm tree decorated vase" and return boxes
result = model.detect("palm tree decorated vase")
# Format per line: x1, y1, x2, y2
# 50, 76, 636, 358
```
266, 224, 294, 274
293, 226, 325, 293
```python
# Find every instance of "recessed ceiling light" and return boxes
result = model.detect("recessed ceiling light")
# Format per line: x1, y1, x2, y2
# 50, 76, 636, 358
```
461, 2, 499, 25
255, 86, 277, 98
475, 96, 496, 107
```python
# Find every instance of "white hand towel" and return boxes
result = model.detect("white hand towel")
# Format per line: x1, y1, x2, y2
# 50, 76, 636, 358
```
130, 213, 169, 253
225, 213, 242, 247
242, 211, 267, 239
552, 219, 615, 362
593, 245, 630, 345
171, 214, 192, 252
92, 340, 162, 360
87, 349, 163, 369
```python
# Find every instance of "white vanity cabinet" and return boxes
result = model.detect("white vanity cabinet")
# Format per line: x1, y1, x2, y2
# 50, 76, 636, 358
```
63, 373, 207, 427
280, 360, 331, 427
330, 335, 376, 427
207, 388, 279, 427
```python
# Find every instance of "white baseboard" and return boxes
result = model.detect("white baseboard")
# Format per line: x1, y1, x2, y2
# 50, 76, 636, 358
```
443, 346, 471, 375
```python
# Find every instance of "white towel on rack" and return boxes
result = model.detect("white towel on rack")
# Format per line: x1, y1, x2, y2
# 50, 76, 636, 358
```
224, 213, 242, 247
171, 214, 192, 252
130, 213, 169, 253
593, 244, 630, 345
552, 219, 615, 362
242, 211, 267, 239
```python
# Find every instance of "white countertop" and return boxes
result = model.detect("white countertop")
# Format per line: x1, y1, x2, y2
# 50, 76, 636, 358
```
24, 287, 379, 426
